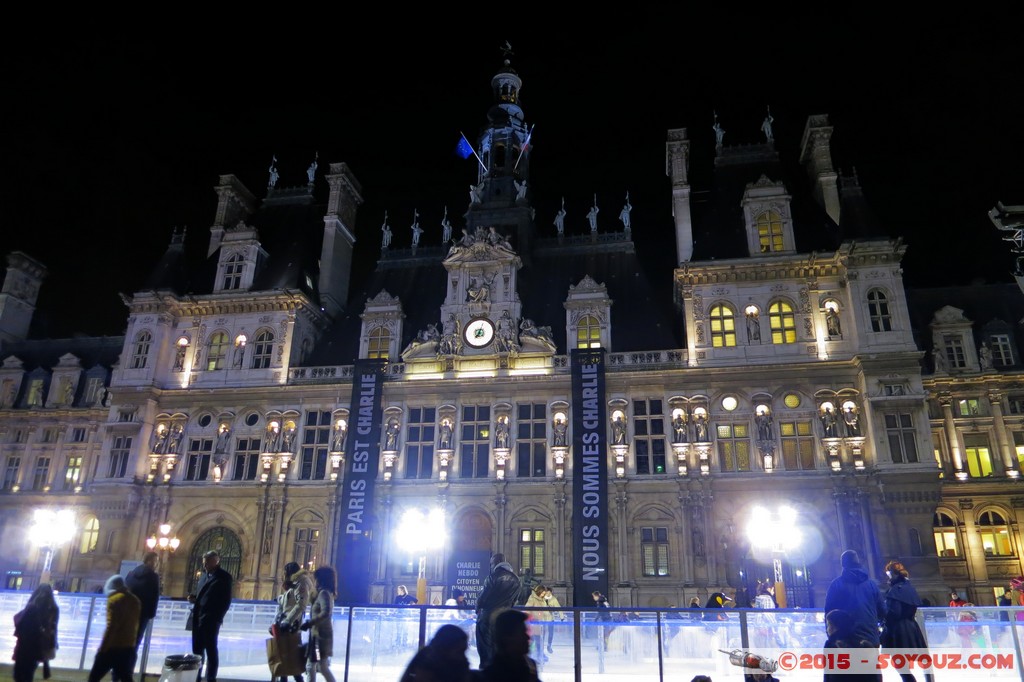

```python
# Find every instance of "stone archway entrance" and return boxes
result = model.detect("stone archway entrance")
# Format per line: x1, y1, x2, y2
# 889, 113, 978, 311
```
186, 526, 242, 596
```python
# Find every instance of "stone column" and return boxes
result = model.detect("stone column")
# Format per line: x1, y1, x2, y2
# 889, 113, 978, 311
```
989, 392, 1016, 475
939, 394, 965, 476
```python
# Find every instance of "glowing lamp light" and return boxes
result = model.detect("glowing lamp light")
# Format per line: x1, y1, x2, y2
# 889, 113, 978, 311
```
394, 508, 447, 553
747, 505, 801, 551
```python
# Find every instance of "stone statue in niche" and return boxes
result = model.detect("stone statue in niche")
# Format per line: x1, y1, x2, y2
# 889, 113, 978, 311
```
843, 407, 860, 437
821, 407, 838, 438
755, 411, 773, 441
167, 424, 184, 454
672, 412, 688, 444
215, 425, 231, 455
384, 418, 400, 451
495, 416, 510, 449
826, 307, 842, 337
333, 422, 348, 452
746, 313, 761, 343
694, 413, 710, 442
553, 418, 568, 447
439, 419, 453, 450
611, 414, 627, 445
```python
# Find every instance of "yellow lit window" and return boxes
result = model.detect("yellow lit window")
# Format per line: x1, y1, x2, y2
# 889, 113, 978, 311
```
756, 211, 784, 253
709, 305, 736, 347
769, 301, 796, 344
367, 327, 390, 359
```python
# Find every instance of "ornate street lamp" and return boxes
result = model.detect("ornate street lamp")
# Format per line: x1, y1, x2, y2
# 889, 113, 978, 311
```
746, 505, 801, 607
30, 508, 77, 586
146, 522, 181, 570
395, 507, 447, 605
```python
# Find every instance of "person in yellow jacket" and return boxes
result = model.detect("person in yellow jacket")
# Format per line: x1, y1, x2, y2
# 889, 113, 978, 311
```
88, 574, 141, 682
524, 584, 562, 661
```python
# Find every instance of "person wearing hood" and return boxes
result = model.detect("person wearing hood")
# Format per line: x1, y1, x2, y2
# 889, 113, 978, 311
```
272, 562, 311, 682
87, 575, 141, 682
475, 552, 521, 668
824, 550, 884, 647
702, 592, 733, 622
881, 560, 934, 682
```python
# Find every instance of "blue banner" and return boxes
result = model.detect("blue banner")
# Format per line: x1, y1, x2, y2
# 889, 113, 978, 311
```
336, 360, 386, 605
570, 348, 609, 606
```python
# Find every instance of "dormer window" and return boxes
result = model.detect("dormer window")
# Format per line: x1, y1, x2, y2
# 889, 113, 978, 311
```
576, 315, 601, 349
222, 254, 244, 290
367, 327, 390, 360
989, 334, 1014, 366
942, 335, 968, 370
131, 331, 152, 369
756, 211, 784, 253
867, 289, 892, 332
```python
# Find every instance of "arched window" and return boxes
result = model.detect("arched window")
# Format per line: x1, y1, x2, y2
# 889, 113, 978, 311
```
206, 332, 229, 371
933, 512, 958, 557
367, 327, 390, 360
131, 331, 152, 369
80, 516, 99, 554
222, 254, 244, 290
709, 305, 736, 347
768, 301, 796, 344
978, 510, 1013, 556
186, 526, 242, 596
756, 210, 784, 253
867, 289, 892, 332
251, 329, 275, 369
576, 315, 601, 349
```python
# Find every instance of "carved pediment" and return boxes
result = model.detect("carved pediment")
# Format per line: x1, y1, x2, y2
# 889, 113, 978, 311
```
932, 305, 970, 325
366, 290, 400, 307
748, 174, 782, 189
569, 275, 606, 294
2, 356, 25, 369
57, 353, 82, 368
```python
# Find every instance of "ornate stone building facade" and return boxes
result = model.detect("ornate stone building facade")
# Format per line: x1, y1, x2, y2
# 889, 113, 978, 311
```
0, 56, 1020, 608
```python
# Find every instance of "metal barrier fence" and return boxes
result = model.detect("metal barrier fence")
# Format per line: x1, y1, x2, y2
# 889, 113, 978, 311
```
2, 591, 1024, 682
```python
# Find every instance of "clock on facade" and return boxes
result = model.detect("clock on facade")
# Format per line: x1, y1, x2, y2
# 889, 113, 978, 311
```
464, 317, 495, 348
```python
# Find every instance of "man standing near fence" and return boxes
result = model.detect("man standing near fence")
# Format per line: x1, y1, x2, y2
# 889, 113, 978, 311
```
125, 551, 161, 677
188, 551, 233, 682
475, 553, 520, 668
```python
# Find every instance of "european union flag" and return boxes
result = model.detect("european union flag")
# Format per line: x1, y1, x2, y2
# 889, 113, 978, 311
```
455, 134, 474, 160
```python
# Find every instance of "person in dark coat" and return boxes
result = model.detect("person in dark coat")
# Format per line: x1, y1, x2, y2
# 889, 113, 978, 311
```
824, 550, 884, 647
188, 550, 233, 682
12, 583, 59, 682
399, 624, 476, 682
479, 609, 541, 682
475, 553, 521, 668
880, 560, 933, 682
702, 592, 733, 622
125, 552, 160, 667
823, 609, 882, 682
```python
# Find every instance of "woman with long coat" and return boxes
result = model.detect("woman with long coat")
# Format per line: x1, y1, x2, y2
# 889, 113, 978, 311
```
12, 584, 60, 682
880, 560, 933, 682
301, 566, 337, 682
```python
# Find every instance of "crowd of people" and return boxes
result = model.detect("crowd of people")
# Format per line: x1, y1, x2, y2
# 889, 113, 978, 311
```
11, 546, 1023, 682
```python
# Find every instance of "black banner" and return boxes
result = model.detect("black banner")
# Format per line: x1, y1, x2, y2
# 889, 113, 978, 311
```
445, 549, 490, 609
570, 348, 609, 607
336, 360, 386, 605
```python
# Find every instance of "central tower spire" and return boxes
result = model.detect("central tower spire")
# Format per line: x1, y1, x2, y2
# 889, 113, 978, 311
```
464, 45, 535, 262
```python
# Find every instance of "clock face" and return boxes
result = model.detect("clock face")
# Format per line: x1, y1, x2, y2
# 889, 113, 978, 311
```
464, 318, 495, 348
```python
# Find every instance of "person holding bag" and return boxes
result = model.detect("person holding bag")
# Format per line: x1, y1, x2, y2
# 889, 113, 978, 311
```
300, 566, 337, 682
12, 584, 59, 682
269, 562, 311, 682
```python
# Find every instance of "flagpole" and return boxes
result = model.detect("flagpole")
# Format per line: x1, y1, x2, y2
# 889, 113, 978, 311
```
460, 132, 488, 174
513, 124, 534, 171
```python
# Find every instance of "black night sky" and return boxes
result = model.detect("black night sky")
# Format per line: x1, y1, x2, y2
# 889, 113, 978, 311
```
3, 14, 1022, 339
